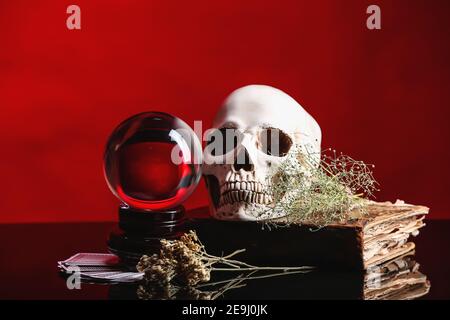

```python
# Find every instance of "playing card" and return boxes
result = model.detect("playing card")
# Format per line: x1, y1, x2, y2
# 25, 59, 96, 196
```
60, 253, 120, 266
58, 252, 143, 283
58, 263, 123, 273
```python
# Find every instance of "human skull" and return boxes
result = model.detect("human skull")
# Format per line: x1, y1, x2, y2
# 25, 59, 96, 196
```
203, 85, 321, 221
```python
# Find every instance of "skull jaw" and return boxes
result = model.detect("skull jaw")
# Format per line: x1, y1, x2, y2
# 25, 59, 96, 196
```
204, 174, 278, 221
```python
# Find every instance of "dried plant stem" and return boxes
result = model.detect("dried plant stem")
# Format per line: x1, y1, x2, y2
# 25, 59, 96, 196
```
203, 249, 247, 264
212, 266, 314, 272
197, 269, 310, 289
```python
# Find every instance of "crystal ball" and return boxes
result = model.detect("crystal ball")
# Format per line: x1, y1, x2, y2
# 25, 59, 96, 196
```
103, 112, 202, 211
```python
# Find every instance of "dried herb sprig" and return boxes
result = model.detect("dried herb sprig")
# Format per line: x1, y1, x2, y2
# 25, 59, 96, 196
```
264, 146, 378, 226
136, 230, 313, 288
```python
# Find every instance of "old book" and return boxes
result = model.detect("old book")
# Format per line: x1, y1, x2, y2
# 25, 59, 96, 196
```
364, 250, 430, 300
189, 200, 429, 270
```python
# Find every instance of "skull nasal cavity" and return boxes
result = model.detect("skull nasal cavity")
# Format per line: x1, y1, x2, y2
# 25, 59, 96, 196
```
233, 149, 254, 172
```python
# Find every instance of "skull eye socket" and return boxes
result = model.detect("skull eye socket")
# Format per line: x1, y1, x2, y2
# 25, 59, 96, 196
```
206, 128, 242, 156
260, 128, 292, 157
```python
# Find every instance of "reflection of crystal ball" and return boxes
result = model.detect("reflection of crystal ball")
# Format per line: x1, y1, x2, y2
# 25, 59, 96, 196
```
104, 112, 202, 211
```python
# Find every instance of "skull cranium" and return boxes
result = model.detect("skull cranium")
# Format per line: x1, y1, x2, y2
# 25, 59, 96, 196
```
203, 85, 321, 221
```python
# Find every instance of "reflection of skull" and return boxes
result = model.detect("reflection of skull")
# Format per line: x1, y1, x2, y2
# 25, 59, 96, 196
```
203, 85, 321, 221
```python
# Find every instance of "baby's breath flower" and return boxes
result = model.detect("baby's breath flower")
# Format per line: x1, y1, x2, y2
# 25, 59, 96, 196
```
265, 146, 378, 227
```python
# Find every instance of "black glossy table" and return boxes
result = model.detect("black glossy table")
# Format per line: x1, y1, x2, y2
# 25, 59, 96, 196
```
0, 213, 449, 299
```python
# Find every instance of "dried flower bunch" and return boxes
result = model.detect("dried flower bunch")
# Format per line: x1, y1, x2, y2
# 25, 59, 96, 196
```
265, 146, 378, 226
136, 231, 211, 286
136, 230, 313, 289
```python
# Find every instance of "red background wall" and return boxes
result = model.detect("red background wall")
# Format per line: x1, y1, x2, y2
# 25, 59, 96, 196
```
0, 0, 449, 223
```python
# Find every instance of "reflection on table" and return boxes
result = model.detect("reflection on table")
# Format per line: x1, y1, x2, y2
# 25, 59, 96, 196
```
107, 249, 430, 300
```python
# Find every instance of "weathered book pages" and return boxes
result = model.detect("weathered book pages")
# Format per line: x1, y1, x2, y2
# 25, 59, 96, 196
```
364, 250, 430, 300
328, 200, 428, 269
190, 200, 429, 270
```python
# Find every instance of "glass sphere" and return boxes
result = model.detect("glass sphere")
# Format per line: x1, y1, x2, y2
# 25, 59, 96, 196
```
104, 112, 202, 211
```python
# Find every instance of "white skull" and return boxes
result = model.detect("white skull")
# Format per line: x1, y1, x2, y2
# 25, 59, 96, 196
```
203, 85, 321, 221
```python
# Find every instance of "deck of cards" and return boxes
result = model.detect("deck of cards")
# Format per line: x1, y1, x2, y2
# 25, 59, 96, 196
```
58, 253, 143, 283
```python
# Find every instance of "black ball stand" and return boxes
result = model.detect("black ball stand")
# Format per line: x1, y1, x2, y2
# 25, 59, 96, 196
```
107, 205, 186, 269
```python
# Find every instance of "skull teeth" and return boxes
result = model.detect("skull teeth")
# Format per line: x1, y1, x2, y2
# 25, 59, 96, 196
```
219, 190, 273, 206
220, 181, 268, 193
218, 178, 273, 206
